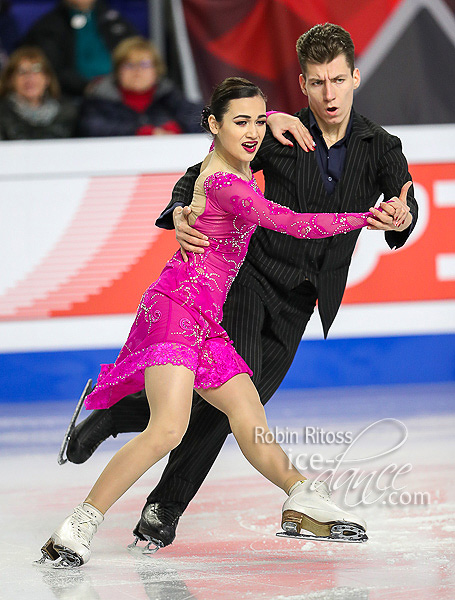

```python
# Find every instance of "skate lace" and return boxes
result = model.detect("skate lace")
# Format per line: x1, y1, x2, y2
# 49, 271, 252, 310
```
154, 503, 181, 525
311, 480, 332, 500
70, 506, 99, 546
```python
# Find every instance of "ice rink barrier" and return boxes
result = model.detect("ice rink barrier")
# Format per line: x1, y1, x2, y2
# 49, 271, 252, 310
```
0, 126, 454, 401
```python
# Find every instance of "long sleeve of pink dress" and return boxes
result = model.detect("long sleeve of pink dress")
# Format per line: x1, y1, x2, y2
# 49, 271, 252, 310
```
85, 172, 372, 409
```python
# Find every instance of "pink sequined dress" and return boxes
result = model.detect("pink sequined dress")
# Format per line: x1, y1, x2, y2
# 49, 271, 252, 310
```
85, 172, 371, 409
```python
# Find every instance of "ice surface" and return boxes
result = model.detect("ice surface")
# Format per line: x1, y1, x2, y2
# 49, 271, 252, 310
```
1, 383, 454, 599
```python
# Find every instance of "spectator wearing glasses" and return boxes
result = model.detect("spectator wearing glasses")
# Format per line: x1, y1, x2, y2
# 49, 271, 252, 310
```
0, 46, 78, 140
78, 36, 201, 138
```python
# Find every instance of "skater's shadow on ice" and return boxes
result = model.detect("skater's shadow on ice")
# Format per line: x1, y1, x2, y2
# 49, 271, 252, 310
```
134, 556, 198, 599
41, 568, 100, 599
40, 557, 198, 600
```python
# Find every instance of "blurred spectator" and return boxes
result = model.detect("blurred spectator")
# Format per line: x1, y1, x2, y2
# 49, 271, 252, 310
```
23, 0, 137, 99
0, 46, 78, 140
78, 36, 202, 137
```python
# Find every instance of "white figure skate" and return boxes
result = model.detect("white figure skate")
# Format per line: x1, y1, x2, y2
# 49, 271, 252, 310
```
277, 479, 368, 543
36, 503, 104, 567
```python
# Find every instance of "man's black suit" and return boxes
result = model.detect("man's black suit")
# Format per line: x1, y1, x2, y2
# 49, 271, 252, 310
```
108, 108, 418, 509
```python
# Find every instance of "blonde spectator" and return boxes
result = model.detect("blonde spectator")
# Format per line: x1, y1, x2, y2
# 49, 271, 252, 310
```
78, 36, 201, 137
0, 46, 78, 140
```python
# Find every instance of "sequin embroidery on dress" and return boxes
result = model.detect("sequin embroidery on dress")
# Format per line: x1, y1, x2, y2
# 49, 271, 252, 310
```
85, 171, 371, 409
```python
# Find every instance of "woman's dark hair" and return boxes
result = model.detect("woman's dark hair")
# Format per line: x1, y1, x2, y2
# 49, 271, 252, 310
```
200, 77, 266, 133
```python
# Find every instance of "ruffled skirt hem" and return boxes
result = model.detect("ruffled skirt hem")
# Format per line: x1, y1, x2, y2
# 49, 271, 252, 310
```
85, 340, 252, 410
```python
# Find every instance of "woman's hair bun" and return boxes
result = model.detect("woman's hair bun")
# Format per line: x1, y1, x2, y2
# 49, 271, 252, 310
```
200, 105, 212, 132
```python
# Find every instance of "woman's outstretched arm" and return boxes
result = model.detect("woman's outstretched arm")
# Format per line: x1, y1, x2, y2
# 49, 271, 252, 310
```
211, 173, 375, 239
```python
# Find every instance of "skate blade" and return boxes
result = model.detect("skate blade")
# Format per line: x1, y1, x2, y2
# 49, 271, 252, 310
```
282, 510, 367, 540
57, 379, 93, 465
127, 535, 164, 554
34, 537, 59, 565
51, 545, 84, 568
34, 539, 84, 568
276, 531, 367, 543
277, 521, 368, 543
35, 555, 82, 569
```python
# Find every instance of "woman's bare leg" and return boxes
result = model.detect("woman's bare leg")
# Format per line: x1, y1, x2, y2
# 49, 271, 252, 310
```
197, 374, 304, 493
84, 364, 194, 514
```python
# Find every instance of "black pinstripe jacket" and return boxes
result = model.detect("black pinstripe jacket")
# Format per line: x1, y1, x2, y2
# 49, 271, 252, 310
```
156, 108, 418, 337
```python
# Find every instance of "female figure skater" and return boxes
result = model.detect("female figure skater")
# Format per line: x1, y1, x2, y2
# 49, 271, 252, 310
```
38, 78, 408, 567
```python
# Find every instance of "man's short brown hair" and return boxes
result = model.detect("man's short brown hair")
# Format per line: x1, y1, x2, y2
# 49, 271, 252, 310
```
296, 23, 355, 75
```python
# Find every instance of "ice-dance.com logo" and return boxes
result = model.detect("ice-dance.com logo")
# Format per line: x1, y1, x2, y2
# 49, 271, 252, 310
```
254, 418, 435, 507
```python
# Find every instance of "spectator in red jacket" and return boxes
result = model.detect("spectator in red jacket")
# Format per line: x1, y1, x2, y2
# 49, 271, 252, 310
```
78, 36, 201, 137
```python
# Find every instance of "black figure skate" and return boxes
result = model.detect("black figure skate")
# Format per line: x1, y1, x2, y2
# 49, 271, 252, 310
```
128, 502, 182, 554
57, 379, 93, 465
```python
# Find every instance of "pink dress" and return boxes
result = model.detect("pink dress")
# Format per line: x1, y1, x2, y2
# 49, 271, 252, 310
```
85, 172, 371, 409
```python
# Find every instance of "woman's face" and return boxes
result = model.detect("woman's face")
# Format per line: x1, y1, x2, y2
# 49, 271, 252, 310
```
118, 50, 158, 93
210, 95, 267, 167
12, 59, 50, 105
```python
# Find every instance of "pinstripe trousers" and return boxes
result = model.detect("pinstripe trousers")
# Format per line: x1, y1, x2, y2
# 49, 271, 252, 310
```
110, 279, 317, 508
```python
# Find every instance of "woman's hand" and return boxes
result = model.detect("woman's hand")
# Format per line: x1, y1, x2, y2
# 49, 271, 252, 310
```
367, 181, 413, 232
267, 112, 315, 152
173, 206, 209, 262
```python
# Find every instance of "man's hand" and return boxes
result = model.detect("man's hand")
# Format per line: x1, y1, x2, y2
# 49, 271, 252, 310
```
173, 206, 209, 262
267, 112, 315, 152
367, 181, 413, 232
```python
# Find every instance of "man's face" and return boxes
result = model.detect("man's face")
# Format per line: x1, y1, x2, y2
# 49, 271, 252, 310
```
299, 54, 360, 129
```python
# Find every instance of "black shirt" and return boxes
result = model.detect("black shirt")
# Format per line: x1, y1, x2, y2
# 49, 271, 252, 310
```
309, 108, 354, 195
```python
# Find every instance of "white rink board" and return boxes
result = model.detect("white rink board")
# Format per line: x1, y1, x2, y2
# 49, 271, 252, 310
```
0, 126, 454, 353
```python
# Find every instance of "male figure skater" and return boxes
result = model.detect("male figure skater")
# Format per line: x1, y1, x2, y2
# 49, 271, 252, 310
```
65, 23, 418, 548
